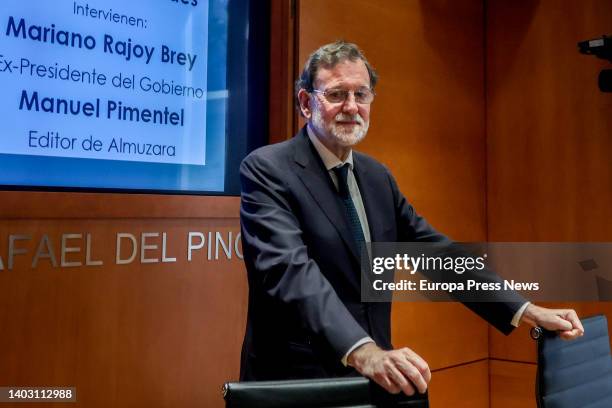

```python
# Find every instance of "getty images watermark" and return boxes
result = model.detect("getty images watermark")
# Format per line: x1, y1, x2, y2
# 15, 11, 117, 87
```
360, 243, 612, 302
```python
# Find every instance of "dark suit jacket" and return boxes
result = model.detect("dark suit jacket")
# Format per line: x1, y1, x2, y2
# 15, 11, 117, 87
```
239, 127, 523, 381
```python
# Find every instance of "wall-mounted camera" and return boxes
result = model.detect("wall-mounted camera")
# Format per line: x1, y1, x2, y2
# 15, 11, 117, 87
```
578, 35, 612, 92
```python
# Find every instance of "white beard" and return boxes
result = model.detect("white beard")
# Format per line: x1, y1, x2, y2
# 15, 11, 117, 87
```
311, 108, 369, 147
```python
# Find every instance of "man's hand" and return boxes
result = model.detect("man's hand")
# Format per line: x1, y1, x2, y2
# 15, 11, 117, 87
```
521, 304, 584, 340
347, 342, 430, 395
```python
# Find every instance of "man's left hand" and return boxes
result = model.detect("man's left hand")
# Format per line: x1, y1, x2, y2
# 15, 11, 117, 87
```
520, 304, 584, 340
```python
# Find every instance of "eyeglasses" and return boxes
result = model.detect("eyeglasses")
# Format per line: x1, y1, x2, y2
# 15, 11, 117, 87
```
311, 87, 375, 104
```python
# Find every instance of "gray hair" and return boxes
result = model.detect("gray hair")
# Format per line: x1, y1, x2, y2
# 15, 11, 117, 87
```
295, 41, 378, 112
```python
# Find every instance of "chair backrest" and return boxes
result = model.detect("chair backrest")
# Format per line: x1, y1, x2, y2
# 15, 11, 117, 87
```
223, 377, 429, 408
534, 314, 612, 408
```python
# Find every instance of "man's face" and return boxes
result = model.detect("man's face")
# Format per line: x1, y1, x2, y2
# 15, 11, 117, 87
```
301, 59, 372, 151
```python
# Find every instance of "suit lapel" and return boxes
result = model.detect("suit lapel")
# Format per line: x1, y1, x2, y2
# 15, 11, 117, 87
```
293, 129, 361, 262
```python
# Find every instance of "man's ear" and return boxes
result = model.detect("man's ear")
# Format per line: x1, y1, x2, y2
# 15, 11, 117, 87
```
297, 89, 312, 119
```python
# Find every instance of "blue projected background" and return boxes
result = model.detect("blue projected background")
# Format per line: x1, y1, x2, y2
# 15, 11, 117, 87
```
0, 0, 231, 193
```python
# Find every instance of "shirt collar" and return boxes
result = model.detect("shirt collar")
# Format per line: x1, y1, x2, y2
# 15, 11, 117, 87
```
306, 125, 354, 171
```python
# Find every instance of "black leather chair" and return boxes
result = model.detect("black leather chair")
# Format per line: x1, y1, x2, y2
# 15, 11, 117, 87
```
223, 377, 428, 408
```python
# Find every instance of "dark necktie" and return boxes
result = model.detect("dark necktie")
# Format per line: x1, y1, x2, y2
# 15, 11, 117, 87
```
333, 164, 366, 248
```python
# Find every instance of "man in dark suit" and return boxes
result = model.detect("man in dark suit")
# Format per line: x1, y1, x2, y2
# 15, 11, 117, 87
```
239, 41, 584, 395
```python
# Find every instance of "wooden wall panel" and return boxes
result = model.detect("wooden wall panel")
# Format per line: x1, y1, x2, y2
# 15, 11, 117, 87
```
490, 360, 536, 408
0, 192, 240, 219
0, 216, 246, 407
392, 303, 488, 370
489, 323, 536, 363
269, 0, 298, 143
487, 0, 612, 242
298, 0, 490, 377
487, 0, 612, 405
429, 360, 489, 408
